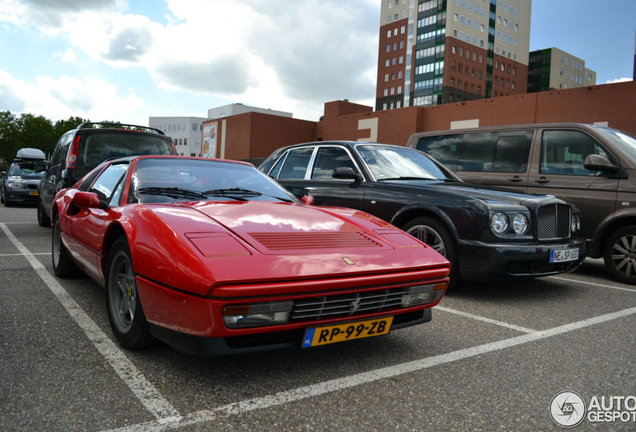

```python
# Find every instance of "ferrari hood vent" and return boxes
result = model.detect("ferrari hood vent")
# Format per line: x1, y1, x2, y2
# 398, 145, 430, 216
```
248, 231, 383, 251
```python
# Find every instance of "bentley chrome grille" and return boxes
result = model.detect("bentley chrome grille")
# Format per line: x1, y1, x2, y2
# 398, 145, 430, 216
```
536, 204, 570, 240
290, 288, 408, 321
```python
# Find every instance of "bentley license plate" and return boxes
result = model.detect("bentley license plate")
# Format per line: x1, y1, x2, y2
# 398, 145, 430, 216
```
550, 248, 579, 263
302, 316, 393, 348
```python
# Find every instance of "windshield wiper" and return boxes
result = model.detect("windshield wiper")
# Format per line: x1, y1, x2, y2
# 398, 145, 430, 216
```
138, 187, 207, 200
203, 188, 294, 203
378, 176, 437, 181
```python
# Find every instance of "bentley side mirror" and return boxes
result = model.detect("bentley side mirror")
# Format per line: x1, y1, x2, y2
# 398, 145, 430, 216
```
332, 167, 362, 182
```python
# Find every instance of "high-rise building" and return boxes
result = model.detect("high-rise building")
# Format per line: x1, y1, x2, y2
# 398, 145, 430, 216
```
376, 0, 532, 110
528, 48, 597, 93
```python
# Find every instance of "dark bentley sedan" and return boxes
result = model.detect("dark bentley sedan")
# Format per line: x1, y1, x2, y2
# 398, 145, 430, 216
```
259, 141, 586, 286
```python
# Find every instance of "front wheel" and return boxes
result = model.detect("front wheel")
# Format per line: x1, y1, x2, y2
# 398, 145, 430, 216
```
38, 198, 51, 227
403, 216, 460, 288
52, 214, 78, 277
604, 226, 636, 285
106, 237, 153, 350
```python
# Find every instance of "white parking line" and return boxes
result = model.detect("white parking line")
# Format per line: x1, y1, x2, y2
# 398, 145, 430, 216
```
435, 306, 536, 333
0, 223, 181, 424
103, 305, 636, 432
549, 275, 636, 293
0, 252, 51, 257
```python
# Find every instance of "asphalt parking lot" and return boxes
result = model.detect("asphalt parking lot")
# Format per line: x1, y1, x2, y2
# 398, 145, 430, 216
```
1, 205, 635, 432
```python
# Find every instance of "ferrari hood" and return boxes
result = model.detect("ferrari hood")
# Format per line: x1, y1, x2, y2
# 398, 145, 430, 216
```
193, 201, 386, 255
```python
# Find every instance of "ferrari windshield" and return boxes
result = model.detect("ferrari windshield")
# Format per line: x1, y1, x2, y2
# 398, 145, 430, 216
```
357, 145, 459, 182
131, 158, 297, 204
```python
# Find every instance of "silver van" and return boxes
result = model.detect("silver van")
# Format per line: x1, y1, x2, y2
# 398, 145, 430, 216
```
408, 123, 636, 285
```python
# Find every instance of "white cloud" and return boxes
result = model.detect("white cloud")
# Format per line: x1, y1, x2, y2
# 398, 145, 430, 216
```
53, 48, 77, 62
0, 0, 380, 122
605, 77, 633, 84
0, 69, 146, 124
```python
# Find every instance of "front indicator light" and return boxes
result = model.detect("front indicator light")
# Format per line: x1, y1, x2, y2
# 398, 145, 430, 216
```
401, 282, 447, 307
223, 301, 293, 329
571, 214, 581, 233
491, 212, 509, 234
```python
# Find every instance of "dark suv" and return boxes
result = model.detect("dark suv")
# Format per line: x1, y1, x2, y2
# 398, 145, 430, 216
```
38, 123, 176, 226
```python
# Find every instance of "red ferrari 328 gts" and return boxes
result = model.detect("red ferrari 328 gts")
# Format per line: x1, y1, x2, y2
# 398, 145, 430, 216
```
51, 156, 450, 356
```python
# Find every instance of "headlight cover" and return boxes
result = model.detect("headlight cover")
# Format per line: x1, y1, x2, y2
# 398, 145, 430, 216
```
7, 181, 26, 189
489, 209, 532, 238
513, 213, 529, 234
491, 212, 509, 234
223, 301, 293, 329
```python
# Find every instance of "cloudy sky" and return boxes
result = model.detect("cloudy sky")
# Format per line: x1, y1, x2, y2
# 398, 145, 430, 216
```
0, 0, 634, 126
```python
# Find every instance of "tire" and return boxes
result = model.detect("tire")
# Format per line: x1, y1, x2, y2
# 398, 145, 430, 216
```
37, 198, 51, 227
403, 216, 460, 288
604, 226, 636, 285
106, 237, 153, 350
0, 188, 4, 203
52, 214, 78, 277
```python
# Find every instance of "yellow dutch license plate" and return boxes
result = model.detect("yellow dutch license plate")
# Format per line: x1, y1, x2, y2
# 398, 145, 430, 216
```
30, 191, 39, 196
302, 316, 393, 348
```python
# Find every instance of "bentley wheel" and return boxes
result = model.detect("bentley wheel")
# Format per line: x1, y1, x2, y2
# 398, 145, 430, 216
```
38, 198, 51, 227
604, 226, 636, 285
403, 216, 460, 288
106, 237, 153, 349
52, 214, 78, 277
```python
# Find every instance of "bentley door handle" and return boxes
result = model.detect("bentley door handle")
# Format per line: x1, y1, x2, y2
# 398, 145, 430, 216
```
534, 176, 549, 185
508, 176, 522, 183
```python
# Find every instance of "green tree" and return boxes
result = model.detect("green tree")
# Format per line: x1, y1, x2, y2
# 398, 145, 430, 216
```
0, 111, 19, 169
15, 113, 56, 156
54, 116, 88, 138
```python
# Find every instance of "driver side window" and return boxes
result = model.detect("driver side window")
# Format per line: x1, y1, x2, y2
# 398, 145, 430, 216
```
541, 130, 608, 176
90, 163, 128, 204
311, 147, 357, 180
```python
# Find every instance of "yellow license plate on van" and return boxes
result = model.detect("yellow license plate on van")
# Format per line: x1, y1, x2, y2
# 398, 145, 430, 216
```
302, 316, 393, 348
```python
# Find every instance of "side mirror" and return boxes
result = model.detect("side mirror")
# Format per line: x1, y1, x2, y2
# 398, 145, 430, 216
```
73, 191, 108, 210
301, 195, 315, 206
583, 154, 618, 172
332, 167, 362, 182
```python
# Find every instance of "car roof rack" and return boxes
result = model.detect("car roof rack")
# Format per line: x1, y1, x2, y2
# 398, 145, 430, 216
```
76, 122, 165, 135
14, 148, 46, 161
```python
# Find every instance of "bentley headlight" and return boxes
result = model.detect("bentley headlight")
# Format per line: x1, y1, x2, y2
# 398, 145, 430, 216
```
571, 213, 581, 232
491, 212, 509, 234
512, 213, 529, 234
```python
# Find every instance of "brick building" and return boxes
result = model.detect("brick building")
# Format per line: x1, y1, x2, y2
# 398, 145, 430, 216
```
201, 80, 636, 163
